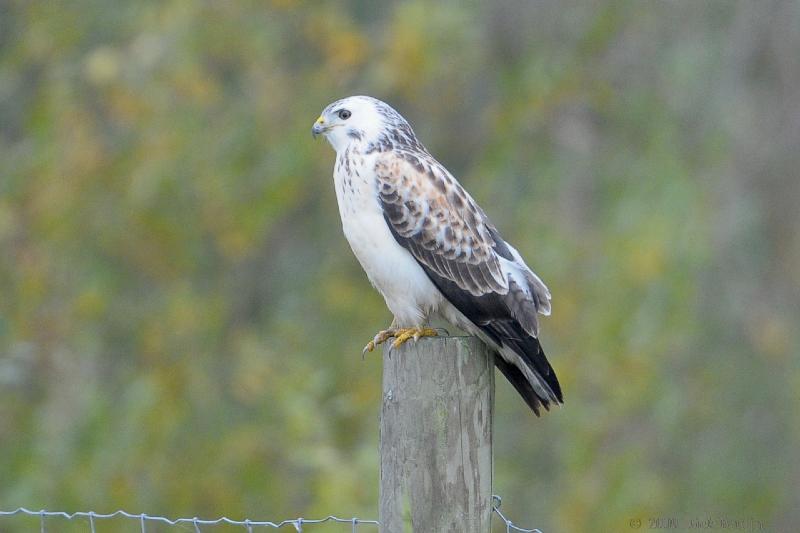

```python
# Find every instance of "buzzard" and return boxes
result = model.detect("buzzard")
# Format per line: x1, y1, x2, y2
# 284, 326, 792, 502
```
313, 96, 562, 415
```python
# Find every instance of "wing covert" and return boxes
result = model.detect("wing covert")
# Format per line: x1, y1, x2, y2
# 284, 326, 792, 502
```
375, 153, 508, 297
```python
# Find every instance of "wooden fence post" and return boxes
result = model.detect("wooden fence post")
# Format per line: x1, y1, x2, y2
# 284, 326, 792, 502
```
379, 336, 494, 533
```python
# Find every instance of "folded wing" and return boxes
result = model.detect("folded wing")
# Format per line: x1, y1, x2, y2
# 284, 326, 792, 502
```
375, 152, 562, 414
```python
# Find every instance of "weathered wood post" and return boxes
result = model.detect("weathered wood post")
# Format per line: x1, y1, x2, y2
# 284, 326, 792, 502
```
379, 336, 494, 533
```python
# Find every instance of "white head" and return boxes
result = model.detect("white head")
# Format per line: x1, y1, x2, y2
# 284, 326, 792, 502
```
312, 95, 418, 153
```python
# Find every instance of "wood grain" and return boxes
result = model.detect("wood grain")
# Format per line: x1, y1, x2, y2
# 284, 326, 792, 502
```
379, 336, 493, 533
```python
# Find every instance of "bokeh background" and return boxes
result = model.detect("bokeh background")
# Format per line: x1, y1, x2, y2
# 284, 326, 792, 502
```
1, 1, 799, 531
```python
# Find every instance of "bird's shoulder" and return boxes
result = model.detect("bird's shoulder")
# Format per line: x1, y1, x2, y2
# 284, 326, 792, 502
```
372, 149, 477, 218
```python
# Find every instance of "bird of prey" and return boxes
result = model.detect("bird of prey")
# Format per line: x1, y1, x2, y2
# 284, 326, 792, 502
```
312, 96, 562, 415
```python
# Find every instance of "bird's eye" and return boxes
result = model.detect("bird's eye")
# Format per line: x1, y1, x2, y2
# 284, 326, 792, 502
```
338, 109, 351, 120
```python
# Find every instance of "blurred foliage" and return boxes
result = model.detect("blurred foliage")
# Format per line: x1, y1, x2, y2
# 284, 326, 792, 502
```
1, 1, 799, 531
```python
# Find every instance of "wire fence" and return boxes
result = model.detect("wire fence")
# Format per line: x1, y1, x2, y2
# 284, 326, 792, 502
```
0, 495, 540, 532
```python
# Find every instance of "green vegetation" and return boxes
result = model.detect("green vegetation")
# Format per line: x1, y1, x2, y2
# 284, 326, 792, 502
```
1, 1, 798, 531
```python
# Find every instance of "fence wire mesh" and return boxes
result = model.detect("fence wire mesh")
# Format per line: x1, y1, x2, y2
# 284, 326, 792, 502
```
0, 495, 540, 532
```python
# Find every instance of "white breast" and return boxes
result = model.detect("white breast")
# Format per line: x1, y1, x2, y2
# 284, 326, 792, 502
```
333, 149, 442, 326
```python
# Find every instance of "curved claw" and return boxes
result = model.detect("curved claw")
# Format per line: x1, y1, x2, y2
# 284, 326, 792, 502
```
363, 328, 397, 356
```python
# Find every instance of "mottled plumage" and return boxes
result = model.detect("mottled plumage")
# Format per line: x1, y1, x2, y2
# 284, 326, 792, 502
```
313, 96, 563, 415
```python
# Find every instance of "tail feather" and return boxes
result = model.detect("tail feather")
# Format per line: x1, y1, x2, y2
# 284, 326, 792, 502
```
494, 355, 549, 416
483, 319, 563, 415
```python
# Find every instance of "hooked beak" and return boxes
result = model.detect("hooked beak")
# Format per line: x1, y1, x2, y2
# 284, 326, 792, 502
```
311, 116, 326, 139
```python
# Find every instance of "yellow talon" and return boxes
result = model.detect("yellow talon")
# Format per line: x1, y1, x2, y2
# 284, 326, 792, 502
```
414, 327, 438, 341
391, 329, 414, 347
362, 328, 396, 354
391, 327, 438, 348
362, 326, 439, 354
